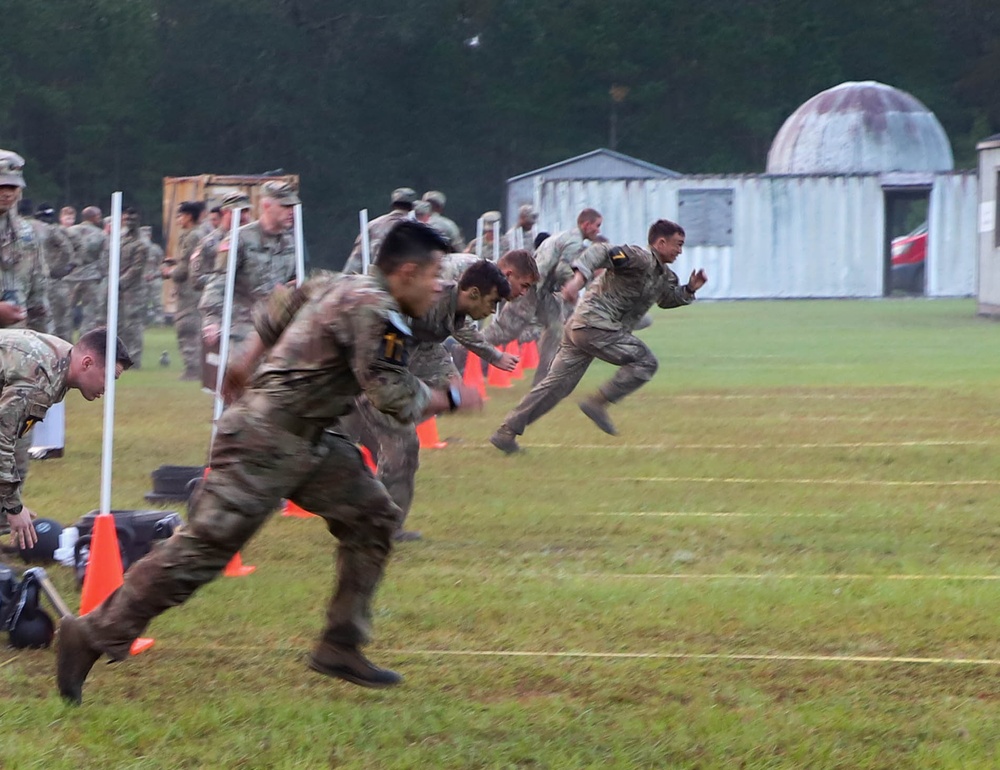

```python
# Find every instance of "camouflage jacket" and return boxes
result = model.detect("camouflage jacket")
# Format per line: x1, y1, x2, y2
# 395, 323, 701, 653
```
409, 281, 501, 364
29, 220, 75, 280
439, 253, 480, 283
118, 228, 151, 303
570, 243, 693, 332
466, 233, 511, 262
199, 220, 296, 329
534, 227, 587, 292
190, 226, 227, 291
0, 330, 72, 512
0, 211, 50, 332
64, 221, 107, 282
428, 213, 465, 252
504, 225, 536, 251
343, 209, 409, 274
170, 225, 202, 315
248, 270, 431, 426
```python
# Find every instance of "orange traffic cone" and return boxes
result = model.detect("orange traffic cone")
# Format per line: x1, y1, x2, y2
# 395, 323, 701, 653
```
360, 445, 378, 473
79, 513, 154, 655
487, 347, 513, 388
463, 352, 488, 399
282, 499, 315, 518
416, 417, 447, 449
506, 341, 524, 380
521, 340, 539, 370
199, 466, 256, 576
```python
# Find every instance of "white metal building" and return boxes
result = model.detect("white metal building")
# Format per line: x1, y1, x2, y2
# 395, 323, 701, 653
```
525, 82, 979, 300
975, 134, 1000, 315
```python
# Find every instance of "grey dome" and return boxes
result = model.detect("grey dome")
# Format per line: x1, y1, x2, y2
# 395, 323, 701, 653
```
766, 81, 954, 174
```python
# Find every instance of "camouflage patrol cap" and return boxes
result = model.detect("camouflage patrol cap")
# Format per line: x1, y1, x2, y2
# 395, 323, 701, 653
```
482, 210, 502, 225
0, 150, 26, 188
413, 200, 432, 217
391, 187, 418, 205
220, 190, 251, 210
518, 204, 539, 223
261, 180, 301, 206
422, 190, 446, 207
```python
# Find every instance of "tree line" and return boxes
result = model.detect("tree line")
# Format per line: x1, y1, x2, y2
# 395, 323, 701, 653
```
2, 0, 996, 267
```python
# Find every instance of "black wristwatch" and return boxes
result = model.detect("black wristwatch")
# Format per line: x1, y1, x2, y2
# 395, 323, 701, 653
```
684, 284, 696, 296
3, 504, 23, 517
447, 383, 461, 412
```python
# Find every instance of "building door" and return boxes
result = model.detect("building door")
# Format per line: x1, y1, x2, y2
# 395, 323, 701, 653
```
883, 189, 930, 296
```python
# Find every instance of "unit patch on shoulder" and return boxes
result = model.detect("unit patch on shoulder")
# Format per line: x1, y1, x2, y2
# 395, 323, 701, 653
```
378, 321, 410, 367
609, 247, 628, 268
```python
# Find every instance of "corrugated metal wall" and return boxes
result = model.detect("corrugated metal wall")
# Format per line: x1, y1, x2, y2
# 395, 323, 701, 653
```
537, 173, 976, 299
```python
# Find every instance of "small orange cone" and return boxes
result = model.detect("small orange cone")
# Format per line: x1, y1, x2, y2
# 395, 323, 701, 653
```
487, 347, 513, 388
360, 445, 378, 473
463, 352, 488, 399
521, 340, 539, 370
199, 467, 256, 576
79, 513, 154, 655
416, 417, 447, 449
282, 499, 315, 518
506, 341, 524, 380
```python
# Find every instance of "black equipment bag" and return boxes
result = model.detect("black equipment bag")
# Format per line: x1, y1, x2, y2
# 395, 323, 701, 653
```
72, 509, 183, 587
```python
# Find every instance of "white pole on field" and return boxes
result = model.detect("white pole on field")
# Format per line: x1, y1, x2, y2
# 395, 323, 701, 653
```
475, 217, 484, 259
492, 219, 500, 262
99, 192, 123, 517
293, 203, 305, 286
513, 227, 523, 250
210, 207, 244, 446
359, 209, 371, 274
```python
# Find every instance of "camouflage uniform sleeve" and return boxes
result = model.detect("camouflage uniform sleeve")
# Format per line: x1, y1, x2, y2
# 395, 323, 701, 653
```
0, 386, 34, 512
192, 237, 215, 291
252, 283, 310, 347
25, 245, 51, 334
46, 226, 77, 279
483, 288, 538, 347
453, 318, 503, 363
198, 273, 224, 326
571, 243, 613, 282
335, 301, 431, 425
120, 239, 149, 293
172, 230, 198, 284
657, 267, 694, 309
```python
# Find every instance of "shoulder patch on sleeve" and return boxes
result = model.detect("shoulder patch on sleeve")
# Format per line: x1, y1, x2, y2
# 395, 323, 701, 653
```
609, 247, 628, 267
378, 320, 410, 366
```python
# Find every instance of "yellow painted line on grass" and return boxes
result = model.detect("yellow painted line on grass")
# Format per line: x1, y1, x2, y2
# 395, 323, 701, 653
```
387, 648, 1000, 667
506, 440, 987, 451
582, 572, 1000, 582
591, 511, 839, 518
0, 655, 17, 669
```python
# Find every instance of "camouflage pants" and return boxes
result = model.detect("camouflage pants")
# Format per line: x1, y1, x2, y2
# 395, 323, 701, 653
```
174, 310, 202, 377
346, 397, 420, 528
69, 281, 106, 335
501, 325, 659, 436
78, 401, 400, 660
118, 303, 147, 369
49, 281, 75, 341
487, 288, 568, 386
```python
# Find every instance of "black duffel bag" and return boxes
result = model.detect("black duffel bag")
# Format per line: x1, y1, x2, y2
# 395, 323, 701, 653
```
73, 509, 183, 587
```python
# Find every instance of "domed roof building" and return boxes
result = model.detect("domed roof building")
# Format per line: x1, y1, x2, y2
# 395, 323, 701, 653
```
766, 81, 954, 175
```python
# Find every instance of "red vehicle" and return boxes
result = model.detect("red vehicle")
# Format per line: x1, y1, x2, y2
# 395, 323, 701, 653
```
890, 223, 927, 293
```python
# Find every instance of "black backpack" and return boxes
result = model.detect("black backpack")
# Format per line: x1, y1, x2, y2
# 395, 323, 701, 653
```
0, 565, 55, 649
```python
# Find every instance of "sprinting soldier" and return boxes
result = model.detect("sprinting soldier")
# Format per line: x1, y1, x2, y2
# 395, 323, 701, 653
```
200, 181, 297, 366
166, 201, 206, 379
351, 258, 518, 541
423, 190, 465, 252
30, 204, 76, 341
57, 221, 482, 705
0, 328, 131, 550
465, 211, 511, 260
505, 204, 539, 251
65, 206, 108, 334
343, 187, 417, 274
115, 208, 152, 369
484, 208, 603, 384
490, 219, 706, 453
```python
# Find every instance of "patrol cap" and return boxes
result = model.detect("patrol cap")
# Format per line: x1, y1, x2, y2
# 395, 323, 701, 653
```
391, 187, 417, 205
261, 180, 301, 206
220, 190, 251, 210
481, 210, 502, 225
422, 190, 446, 207
518, 203, 538, 223
413, 200, 432, 217
0, 150, 26, 188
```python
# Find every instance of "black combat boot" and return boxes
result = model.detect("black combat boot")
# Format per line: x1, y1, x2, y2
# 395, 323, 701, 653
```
308, 644, 402, 688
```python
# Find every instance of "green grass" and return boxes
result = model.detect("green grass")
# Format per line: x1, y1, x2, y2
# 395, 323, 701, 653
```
5, 299, 1000, 769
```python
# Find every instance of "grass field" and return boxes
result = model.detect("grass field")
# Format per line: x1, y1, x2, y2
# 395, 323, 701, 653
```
4, 299, 1000, 769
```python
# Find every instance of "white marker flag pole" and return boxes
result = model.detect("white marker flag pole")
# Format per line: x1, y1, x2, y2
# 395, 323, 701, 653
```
359, 209, 371, 274
492, 219, 500, 262
475, 217, 484, 259
99, 192, 123, 516
293, 203, 305, 286
210, 207, 244, 446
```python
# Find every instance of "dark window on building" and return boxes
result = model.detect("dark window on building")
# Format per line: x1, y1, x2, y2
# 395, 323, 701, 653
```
677, 189, 734, 247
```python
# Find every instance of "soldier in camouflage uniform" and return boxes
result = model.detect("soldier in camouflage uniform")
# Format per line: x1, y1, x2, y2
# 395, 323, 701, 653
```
65, 206, 108, 335
113, 208, 152, 369
57, 221, 482, 706
490, 219, 707, 454
343, 187, 416, 274
139, 226, 165, 326
351, 258, 518, 541
189, 190, 252, 295
423, 190, 465, 252
165, 201, 206, 379
505, 204, 539, 251
199, 182, 297, 368
1, 328, 131, 549
465, 210, 512, 261
24, 204, 76, 341
483, 208, 603, 385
